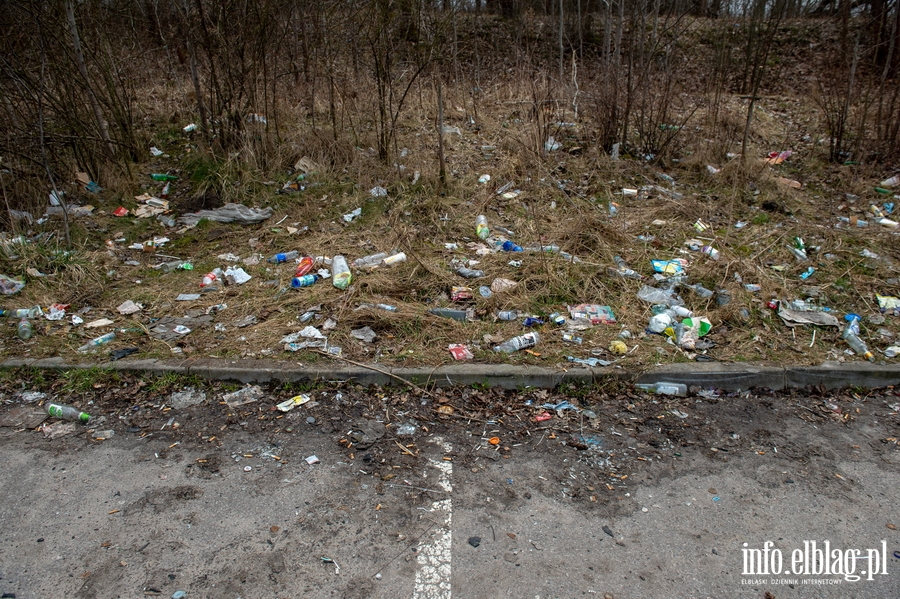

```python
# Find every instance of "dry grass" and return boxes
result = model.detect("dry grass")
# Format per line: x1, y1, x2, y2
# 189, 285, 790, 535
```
1, 61, 898, 370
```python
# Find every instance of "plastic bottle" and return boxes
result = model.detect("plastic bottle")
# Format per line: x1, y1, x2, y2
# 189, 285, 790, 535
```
200, 268, 223, 287
610, 256, 642, 279
548, 312, 566, 326
268, 250, 299, 264
837, 216, 869, 227
293, 256, 315, 277
382, 252, 407, 267
497, 310, 519, 321
494, 332, 540, 353
788, 246, 808, 261
332, 255, 352, 290
77, 331, 116, 353
291, 274, 321, 288
670, 305, 694, 318
701, 245, 720, 260
842, 315, 875, 362
476, 215, 490, 240
353, 252, 388, 269
150, 173, 177, 181
686, 283, 714, 299
17, 319, 32, 340
456, 267, 484, 278
11, 306, 42, 319
46, 403, 91, 423
429, 308, 469, 321
636, 382, 688, 396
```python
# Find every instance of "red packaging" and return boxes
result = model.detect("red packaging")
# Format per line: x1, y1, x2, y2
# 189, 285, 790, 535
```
112, 206, 129, 217
294, 256, 315, 277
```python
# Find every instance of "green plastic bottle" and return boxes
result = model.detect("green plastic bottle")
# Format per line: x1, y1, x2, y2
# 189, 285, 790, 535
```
46, 403, 91, 423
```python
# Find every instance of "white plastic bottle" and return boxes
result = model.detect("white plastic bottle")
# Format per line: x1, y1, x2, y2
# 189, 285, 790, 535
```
636, 382, 688, 396
494, 332, 540, 353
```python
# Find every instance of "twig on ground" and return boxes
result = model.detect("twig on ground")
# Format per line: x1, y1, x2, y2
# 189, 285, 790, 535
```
316, 351, 438, 398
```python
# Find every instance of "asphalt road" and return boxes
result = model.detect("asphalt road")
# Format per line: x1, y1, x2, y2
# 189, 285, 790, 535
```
1, 382, 899, 599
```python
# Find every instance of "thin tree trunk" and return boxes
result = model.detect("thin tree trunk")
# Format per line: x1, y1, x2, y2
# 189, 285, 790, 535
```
437, 76, 446, 185
65, 0, 112, 156
187, 37, 209, 138
559, 0, 564, 83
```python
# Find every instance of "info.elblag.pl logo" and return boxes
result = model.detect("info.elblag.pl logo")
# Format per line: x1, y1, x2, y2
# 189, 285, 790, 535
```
741, 540, 890, 584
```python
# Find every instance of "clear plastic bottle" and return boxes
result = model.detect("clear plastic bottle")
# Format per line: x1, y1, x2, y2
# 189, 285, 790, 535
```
476, 215, 490, 240
11, 306, 42, 319
17, 319, 32, 340
200, 268, 223, 287
610, 256, 642, 279
46, 403, 91, 423
291, 274, 320, 288
496, 310, 519, 321
686, 283, 714, 298
353, 252, 388, 269
456, 267, 484, 278
268, 250, 299, 264
332, 255, 352, 290
77, 331, 116, 353
842, 316, 875, 362
636, 382, 688, 396
429, 308, 468, 321
494, 332, 540, 353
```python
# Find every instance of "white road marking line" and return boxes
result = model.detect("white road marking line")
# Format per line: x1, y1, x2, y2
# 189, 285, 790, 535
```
412, 438, 452, 599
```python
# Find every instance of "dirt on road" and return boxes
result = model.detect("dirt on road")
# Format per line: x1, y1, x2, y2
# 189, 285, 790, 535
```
1, 372, 899, 598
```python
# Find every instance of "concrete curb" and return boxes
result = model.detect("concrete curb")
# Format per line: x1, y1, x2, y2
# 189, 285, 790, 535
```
3, 357, 899, 391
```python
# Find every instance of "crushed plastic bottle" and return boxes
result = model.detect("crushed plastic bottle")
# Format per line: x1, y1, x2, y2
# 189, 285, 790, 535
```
842, 314, 875, 361
456, 267, 484, 278
609, 256, 642, 280
637, 285, 680, 306
494, 332, 539, 353
429, 308, 469, 321
636, 382, 688, 396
